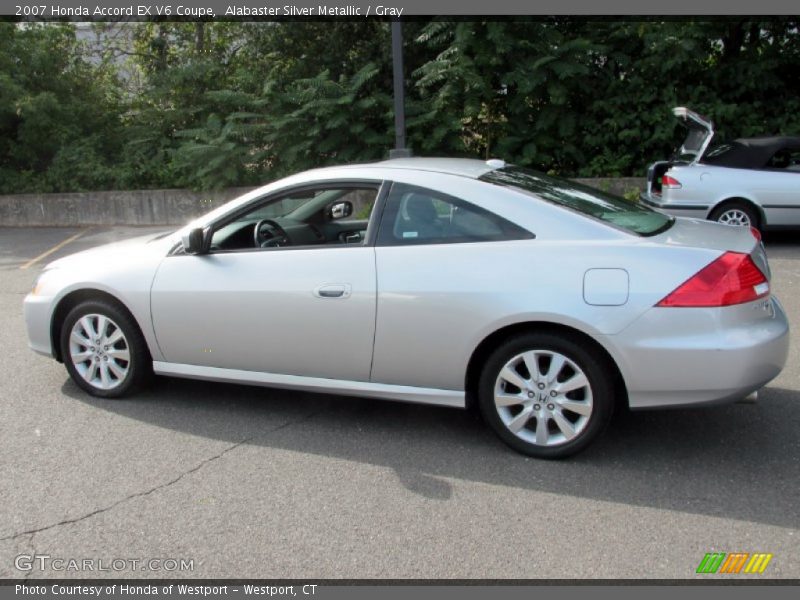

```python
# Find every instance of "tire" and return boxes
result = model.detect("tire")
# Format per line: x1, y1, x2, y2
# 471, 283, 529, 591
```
477, 333, 614, 458
710, 201, 758, 229
60, 300, 152, 398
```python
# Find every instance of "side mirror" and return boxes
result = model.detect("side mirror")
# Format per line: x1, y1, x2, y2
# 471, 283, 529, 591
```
328, 201, 353, 220
181, 228, 206, 255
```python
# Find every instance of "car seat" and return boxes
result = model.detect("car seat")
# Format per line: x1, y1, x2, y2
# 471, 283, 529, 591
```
396, 193, 444, 240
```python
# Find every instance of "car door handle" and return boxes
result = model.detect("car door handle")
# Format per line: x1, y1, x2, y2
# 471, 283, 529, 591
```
314, 284, 351, 298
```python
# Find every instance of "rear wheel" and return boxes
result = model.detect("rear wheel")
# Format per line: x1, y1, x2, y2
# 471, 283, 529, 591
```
710, 201, 758, 229
478, 333, 614, 458
60, 300, 152, 398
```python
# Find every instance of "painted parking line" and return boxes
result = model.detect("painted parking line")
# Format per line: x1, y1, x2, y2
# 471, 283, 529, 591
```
19, 228, 92, 270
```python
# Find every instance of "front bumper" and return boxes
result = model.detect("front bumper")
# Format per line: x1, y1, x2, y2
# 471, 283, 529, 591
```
24, 293, 55, 358
602, 296, 790, 409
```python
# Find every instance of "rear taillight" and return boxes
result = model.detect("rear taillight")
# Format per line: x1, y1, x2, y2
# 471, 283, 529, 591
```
661, 175, 682, 189
657, 252, 769, 307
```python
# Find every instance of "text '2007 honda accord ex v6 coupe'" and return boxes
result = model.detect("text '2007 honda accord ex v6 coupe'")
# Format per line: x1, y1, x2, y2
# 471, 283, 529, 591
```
24, 158, 790, 458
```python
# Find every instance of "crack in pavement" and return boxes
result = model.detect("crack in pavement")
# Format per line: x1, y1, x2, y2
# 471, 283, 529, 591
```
0, 437, 251, 543
1, 408, 322, 542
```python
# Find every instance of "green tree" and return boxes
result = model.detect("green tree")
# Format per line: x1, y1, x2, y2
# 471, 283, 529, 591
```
3, 20, 800, 193
0, 23, 124, 193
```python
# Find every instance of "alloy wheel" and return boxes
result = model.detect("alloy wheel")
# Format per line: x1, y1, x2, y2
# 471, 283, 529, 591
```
493, 349, 593, 447
68, 313, 130, 390
717, 208, 751, 227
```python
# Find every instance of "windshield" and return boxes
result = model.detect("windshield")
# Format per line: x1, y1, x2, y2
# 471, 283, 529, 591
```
480, 166, 674, 236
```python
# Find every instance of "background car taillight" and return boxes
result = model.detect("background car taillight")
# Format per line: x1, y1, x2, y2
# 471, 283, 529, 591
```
750, 226, 762, 242
661, 175, 682, 189
657, 251, 769, 307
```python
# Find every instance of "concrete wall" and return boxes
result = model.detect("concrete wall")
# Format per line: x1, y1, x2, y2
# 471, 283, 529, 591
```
0, 178, 646, 227
0, 188, 256, 227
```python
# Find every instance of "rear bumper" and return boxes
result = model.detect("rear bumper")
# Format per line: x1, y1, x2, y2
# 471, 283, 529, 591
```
639, 192, 710, 219
601, 296, 790, 409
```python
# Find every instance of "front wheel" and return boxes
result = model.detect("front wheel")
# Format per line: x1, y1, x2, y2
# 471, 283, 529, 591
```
60, 300, 152, 398
478, 333, 614, 458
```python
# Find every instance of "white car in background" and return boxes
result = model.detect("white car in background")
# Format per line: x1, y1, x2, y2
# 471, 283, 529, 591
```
24, 158, 789, 458
641, 107, 800, 230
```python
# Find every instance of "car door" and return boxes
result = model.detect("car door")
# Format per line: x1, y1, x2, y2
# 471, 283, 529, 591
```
370, 182, 534, 391
746, 168, 800, 226
149, 182, 382, 382
748, 147, 800, 226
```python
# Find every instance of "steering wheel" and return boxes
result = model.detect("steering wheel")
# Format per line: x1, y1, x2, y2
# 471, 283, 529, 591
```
254, 219, 290, 247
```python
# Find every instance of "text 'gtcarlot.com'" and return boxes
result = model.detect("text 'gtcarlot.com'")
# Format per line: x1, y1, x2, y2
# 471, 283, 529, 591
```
14, 554, 194, 573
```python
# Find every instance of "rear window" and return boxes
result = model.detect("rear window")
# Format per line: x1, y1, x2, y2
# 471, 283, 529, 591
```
680, 129, 708, 158
480, 166, 673, 236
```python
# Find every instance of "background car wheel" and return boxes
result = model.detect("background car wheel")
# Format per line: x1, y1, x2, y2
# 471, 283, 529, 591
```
710, 201, 758, 229
478, 333, 614, 458
60, 300, 152, 398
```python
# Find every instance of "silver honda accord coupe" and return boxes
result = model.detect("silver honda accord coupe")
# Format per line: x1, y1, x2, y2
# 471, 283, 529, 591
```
24, 158, 790, 458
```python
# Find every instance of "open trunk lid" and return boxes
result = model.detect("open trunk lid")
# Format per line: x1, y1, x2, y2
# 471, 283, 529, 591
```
644, 107, 715, 197
672, 106, 714, 164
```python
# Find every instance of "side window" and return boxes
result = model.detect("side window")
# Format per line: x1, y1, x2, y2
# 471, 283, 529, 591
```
376, 183, 533, 246
767, 148, 800, 170
208, 184, 380, 252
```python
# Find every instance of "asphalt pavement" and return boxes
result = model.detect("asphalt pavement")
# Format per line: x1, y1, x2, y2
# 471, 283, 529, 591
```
0, 226, 798, 579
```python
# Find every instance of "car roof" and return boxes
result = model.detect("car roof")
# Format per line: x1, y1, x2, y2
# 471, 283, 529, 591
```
351, 157, 499, 179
